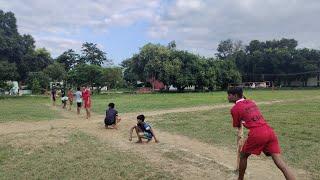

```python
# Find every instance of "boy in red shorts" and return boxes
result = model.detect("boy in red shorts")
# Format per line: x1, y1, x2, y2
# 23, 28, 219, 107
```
227, 87, 295, 180
82, 85, 91, 119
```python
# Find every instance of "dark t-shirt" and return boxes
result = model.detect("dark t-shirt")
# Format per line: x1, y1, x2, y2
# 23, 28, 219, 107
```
137, 122, 153, 136
105, 108, 118, 125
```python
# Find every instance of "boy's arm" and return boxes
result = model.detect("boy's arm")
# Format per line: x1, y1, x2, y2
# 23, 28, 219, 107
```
236, 124, 244, 170
150, 128, 159, 143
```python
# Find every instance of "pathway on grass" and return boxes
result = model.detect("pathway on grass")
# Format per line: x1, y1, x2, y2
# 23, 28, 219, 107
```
0, 100, 310, 180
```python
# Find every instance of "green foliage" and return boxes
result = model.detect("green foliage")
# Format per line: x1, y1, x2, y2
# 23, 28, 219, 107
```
102, 67, 124, 89
0, 10, 53, 82
43, 62, 67, 81
26, 72, 50, 93
80, 42, 110, 66
68, 64, 103, 88
0, 61, 18, 87
56, 49, 79, 71
233, 38, 320, 85
123, 42, 242, 91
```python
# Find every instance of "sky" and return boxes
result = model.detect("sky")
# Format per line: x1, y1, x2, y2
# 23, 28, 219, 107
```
1, 0, 320, 65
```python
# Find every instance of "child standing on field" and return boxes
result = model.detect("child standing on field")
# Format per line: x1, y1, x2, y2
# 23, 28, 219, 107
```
129, 114, 159, 143
67, 88, 74, 111
75, 87, 82, 115
227, 87, 295, 180
104, 103, 121, 129
61, 89, 68, 109
82, 85, 91, 119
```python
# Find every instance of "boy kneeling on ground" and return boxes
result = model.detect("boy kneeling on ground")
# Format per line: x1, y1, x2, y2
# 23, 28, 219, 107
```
104, 103, 121, 129
129, 114, 159, 143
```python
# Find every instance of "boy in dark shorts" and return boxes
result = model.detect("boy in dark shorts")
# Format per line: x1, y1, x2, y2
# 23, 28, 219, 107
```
227, 87, 295, 180
129, 114, 159, 143
51, 86, 56, 105
75, 87, 82, 115
104, 103, 121, 129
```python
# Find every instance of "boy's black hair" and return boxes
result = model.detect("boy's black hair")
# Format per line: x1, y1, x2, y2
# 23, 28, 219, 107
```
227, 87, 243, 98
108, 103, 115, 108
77, 87, 80, 91
137, 114, 145, 122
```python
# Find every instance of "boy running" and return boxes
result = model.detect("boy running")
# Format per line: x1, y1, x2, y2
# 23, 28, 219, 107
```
129, 114, 159, 143
104, 103, 121, 129
227, 87, 295, 180
75, 87, 82, 115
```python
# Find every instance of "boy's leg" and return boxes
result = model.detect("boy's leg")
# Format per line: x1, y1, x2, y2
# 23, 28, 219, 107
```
86, 108, 90, 119
77, 103, 81, 114
69, 101, 72, 111
134, 126, 143, 142
238, 152, 250, 180
271, 154, 295, 180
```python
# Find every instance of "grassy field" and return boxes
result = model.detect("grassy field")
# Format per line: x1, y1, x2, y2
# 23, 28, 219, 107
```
0, 90, 319, 179
0, 96, 61, 123
0, 130, 173, 179
1, 90, 318, 122
91, 89, 320, 114
151, 97, 320, 179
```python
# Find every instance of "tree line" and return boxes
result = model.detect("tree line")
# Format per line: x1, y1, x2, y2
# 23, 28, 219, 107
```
1, 10, 320, 93
0, 10, 123, 93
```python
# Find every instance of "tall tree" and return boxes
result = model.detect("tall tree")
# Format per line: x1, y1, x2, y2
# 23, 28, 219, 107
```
56, 49, 79, 71
80, 42, 111, 66
43, 62, 67, 82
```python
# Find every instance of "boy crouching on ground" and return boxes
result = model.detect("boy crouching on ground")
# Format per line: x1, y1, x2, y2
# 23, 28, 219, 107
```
104, 103, 121, 129
129, 114, 159, 143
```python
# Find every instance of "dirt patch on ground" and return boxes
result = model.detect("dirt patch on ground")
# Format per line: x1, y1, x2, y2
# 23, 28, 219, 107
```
0, 129, 71, 154
0, 100, 311, 179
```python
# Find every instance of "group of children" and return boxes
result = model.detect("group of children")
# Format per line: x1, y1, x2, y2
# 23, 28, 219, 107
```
51, 85, 92, 119
52, 85, 295, 179
104, 87, 295, 180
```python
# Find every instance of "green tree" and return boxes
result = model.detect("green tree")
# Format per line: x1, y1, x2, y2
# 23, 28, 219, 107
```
26, 72, 50, 93
80, 42, 111, 66
56, 49, 79, 71
68, 64, 103, 90
43, 62, 67, 82
214, 60, 242, 89
102, 67, 124, 89
0, 60, 18, 88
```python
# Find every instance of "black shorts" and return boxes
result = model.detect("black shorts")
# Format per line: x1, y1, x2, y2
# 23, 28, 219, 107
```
105, 118, 115, 126
77, 102, 82, 107
52, 93, 56, 101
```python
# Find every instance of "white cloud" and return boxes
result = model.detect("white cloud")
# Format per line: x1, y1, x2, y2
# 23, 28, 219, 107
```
1, 0, 320, 59
34, 36, 83, 57
1, 0, 160, 35
148, 0, 320, 56
0, 0, 161, 58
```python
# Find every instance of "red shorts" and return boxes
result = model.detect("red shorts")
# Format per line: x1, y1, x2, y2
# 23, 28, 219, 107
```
84, 99, 91, 108
242, 126, 281, 155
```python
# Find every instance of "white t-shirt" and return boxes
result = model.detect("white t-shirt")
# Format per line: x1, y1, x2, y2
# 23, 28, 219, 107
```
75, 91, 82, 103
